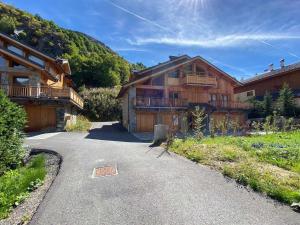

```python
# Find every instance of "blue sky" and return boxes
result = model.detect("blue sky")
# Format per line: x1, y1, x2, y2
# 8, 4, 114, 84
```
3, 0, 300, 79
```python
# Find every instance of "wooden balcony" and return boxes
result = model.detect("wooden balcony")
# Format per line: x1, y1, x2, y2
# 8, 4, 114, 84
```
134, 97, 188, 108
182, 74, 217, 86
1, 85, 84, 109
209, 100, 250, 110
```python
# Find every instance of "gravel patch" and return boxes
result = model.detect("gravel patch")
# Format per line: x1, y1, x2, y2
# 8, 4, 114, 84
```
0, 151, 61, 225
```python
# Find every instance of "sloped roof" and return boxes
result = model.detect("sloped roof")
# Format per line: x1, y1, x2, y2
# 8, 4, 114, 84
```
117, 55, 241, 98
0, 32, 71, 75
242, 61, 300, 85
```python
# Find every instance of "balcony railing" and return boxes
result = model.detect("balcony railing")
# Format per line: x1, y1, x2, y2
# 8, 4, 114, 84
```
0, 85, 84, 108
134, 97, 188, 108
209, 100, 250, 110
182, 74, 217, 86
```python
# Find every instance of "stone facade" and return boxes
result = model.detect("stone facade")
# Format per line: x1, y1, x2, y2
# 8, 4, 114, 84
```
128, 86, 136, 132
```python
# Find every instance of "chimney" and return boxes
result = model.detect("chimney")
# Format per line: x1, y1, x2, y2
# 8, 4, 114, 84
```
169, 56, 179, 61
280, 59, 285, 68
269, 63, 274, 71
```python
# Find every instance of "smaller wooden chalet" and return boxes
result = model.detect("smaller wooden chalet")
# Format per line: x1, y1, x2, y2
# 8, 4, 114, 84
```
118, 55, 249, 133
234, 59, 300, 106
0, 32, 83, 131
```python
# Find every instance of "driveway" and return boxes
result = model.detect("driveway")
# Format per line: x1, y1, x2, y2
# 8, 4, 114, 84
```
27, 122, 300, 225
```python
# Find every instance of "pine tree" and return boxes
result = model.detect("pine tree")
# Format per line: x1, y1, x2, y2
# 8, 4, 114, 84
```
276, 83, 296, 117
262, 91, 273, 117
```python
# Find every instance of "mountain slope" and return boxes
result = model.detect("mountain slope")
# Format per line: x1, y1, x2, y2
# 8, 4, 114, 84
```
0, 2, 130, 87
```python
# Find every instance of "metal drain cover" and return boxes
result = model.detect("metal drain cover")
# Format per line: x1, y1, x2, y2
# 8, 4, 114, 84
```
93, 166, 118, 177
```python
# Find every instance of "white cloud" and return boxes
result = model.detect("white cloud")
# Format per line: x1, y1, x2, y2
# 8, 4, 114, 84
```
129, 34, 300, 48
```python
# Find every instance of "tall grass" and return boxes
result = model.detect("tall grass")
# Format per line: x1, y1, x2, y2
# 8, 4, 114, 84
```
65, 115, 91, 132
0, 155, 46, 219
170, 131, 300, 205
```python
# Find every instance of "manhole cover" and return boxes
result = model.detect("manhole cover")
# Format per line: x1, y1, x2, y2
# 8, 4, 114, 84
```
93, 166, 118, 177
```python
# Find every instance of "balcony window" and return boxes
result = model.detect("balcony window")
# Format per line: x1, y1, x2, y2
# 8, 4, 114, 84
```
169, 92, 179, 99
196, 66, 206, 76
152, 75, 164, 86
168, 70, 180, 78
13, 76, 29, 86
29, 55, 45, 67
184, 64, 193, 74
7, 45, 23, 56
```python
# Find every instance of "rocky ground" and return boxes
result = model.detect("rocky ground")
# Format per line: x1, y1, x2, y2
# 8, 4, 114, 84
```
0, 152, 61, 225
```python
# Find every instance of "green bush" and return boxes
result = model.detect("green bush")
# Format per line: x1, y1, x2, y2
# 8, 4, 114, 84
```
65, 115, 91, 132
0, 90, 26, 175
80, 87, 122, 122
0, 155, 46, 219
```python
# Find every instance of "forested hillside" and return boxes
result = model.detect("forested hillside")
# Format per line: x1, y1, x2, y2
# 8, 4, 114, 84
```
0, 2, 133, 87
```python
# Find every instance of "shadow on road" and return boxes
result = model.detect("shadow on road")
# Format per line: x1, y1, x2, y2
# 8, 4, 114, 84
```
85, 122, 149, 143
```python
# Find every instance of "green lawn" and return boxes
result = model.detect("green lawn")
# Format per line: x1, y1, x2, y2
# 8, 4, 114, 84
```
170, 131, 300, 205
0, 155, 46, 219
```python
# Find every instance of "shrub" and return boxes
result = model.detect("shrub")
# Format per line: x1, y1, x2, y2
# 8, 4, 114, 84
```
0, 90, 26, 175
80, 87, 122, 122
0, 155, 46, 219
65, 115, 91, 132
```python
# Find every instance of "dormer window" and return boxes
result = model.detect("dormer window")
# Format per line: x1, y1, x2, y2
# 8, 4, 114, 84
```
29, 55, 45, 67
7, 45, 23, 56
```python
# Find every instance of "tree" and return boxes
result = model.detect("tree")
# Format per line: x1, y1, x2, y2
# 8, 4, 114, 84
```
0, 90, 26, 174
192, 106, 207, 140
262, 91, 273, 116
0, 16, 17, 34
276, 83, 296, 117
131, 62, 147, 71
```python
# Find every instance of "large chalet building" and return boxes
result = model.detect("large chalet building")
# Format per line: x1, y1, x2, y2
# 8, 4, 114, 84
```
118, 55, 249, 133
234, 59, 300, 107
0, 32, 83, 131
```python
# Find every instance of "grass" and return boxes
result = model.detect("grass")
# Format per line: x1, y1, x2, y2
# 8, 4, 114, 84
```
0, 155, 46, 219
65, 115, 92, 132
170, 131, 300, 205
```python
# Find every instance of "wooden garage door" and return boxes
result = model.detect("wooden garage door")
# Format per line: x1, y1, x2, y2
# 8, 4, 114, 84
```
24, 106, 56, 131
136, 112, 155, 132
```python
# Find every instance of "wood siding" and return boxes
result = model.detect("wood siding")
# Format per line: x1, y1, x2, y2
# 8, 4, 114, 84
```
24, 105, 56, 131
235, 70, 300, 97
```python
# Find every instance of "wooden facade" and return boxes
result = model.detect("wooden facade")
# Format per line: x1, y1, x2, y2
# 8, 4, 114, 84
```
119, 55, 248, 133
0, 32, 83, 131
234, 61, 300, 106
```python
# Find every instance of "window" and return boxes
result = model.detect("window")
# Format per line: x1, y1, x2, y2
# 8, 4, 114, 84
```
0, 56, 6, 66
196, 66, 206, 76
151, 75, 164, 86
7, 45, 23, 56
168, 70, 180, 78
184, 64, 193, 74
246, 91, 254, 97
29, 55, 45, 67
11, 61, 26, 68
13, 76, 29, 86
211, 94, 217, 101
222, 95, 228, 107
169, 92, 179, 99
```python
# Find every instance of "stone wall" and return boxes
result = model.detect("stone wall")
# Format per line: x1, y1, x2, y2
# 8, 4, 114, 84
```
56, 105, 78, 131
128, 86, 136, 132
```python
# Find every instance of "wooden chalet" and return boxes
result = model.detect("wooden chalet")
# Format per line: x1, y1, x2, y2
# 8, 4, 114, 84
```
0, 32, 83, 131
118, 55, 249, 133
234, 59, 300, 106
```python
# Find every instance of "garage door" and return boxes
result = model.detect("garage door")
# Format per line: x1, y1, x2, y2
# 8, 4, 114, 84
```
136, 112, 155, 132
24, 105, 56, 131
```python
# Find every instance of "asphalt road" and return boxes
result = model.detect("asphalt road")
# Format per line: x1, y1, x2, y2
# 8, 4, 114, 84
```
27, 122, 300, 225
